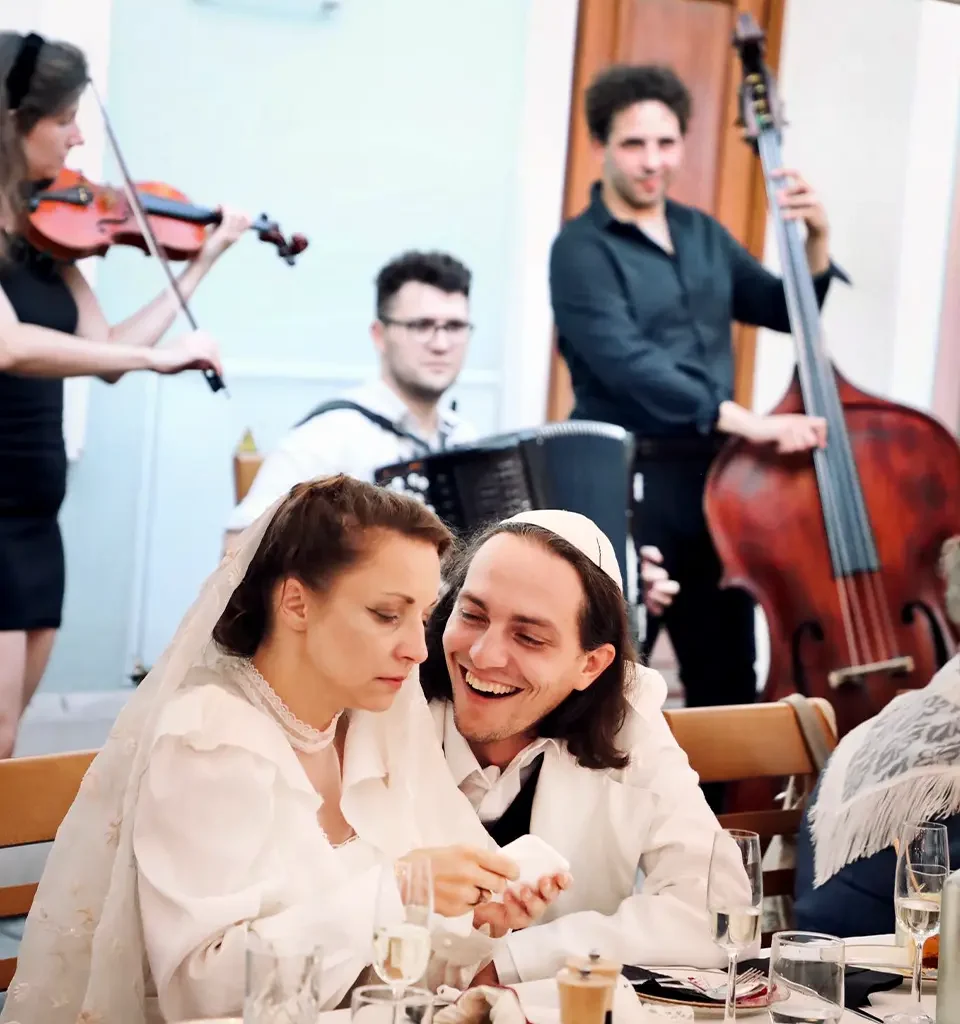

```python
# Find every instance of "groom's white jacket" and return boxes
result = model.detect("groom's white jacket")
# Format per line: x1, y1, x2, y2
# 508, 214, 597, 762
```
430, 665, 749, 982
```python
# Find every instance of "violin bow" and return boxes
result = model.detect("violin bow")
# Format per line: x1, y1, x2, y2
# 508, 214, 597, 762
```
89, 81, 227, 395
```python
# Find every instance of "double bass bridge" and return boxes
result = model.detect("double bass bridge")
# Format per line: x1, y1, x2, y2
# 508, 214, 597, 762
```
827, 656, 914, 690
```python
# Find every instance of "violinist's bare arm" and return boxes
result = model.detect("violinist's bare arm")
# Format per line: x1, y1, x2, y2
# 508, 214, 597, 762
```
62, 208, 250, 358
0, 279, 223, 382
61, 265, 225, 384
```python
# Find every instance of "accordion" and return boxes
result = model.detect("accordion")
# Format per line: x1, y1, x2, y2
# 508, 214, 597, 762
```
374, 420, 635, 585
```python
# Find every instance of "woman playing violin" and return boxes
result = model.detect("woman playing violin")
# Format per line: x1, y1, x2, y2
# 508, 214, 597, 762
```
0, 31, 250, 758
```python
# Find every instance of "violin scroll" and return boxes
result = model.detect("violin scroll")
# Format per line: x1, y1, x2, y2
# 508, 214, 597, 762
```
253, 213, 309, 266
732, 13, 786, 146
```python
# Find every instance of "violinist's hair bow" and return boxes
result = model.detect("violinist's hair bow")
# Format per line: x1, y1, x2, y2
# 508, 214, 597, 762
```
6, 32, 44, 110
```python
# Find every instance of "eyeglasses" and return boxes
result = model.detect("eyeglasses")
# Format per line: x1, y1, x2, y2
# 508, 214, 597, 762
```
381, 317, 474, 343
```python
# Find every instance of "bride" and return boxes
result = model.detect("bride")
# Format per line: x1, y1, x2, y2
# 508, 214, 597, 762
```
1, 475, 545, 1024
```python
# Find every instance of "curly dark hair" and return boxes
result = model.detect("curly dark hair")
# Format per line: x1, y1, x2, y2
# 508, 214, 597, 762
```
213, 474, 453, 657
375, 250, 471, 320
420, 521, 637, 771
0, 32, 88, 261
585, 64, 692, 144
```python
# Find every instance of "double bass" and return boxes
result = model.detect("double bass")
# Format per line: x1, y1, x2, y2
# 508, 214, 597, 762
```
704, 15, 960, 738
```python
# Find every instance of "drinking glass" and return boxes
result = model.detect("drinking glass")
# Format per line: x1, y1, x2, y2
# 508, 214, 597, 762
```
769, 931, 844, 1024
372, 857, 434, 998
244, 935, 323, 1024
707, 829, 763, 1022
351, 985, 434, 1024
886, 821, 949, 1024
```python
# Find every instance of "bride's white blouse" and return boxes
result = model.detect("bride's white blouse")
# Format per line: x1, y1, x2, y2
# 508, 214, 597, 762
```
132, 664, 389, 1021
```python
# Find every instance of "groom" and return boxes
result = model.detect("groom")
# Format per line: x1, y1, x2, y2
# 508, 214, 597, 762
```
421, 509, 748, 984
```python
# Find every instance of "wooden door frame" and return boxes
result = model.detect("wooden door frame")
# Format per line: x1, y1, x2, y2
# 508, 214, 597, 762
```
546, 0, 788, 422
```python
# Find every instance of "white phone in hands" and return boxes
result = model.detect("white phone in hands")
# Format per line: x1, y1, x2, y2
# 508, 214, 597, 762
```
496, 834, 571, 898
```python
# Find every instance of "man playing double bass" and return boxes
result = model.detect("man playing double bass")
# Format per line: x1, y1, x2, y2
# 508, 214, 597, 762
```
549, 64, 847, 713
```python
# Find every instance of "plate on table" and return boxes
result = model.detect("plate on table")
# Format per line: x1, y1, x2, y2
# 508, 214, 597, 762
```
624, 967, 786, 1019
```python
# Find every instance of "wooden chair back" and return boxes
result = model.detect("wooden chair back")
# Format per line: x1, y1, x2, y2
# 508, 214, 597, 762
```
0, 750, 96, 991
663, 699, 837, 913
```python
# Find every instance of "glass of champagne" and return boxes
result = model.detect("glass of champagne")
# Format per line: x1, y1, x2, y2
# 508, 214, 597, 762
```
886, 821, 949, 1024
372, 857, 434, 1000
769, 931, 844, 1024
707, 829, 763, 1022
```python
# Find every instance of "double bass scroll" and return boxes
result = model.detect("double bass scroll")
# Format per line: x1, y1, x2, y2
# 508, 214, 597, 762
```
703, 14, 960, 737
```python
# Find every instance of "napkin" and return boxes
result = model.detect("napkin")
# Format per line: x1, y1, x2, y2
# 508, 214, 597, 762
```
841, 966, 905, 1009
434, 986, 531, 1024
622, 965, 764, 1006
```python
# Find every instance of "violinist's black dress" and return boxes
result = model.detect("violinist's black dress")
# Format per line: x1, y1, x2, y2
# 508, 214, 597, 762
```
0, 238, 78, 630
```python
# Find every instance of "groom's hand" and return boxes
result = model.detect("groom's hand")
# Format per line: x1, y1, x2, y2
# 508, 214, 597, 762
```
472, 871, 571, 938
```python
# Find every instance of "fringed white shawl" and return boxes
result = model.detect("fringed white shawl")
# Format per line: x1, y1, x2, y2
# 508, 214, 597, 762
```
810, 654, 960, 887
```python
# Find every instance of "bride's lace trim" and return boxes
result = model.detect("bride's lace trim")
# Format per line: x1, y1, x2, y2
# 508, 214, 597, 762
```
227, 657, 341, 754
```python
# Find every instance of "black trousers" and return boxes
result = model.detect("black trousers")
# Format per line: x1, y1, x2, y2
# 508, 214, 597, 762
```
633, 449, 757, 710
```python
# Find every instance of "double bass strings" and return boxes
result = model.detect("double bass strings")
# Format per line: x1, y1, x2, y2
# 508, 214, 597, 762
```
756, 126, 898, 671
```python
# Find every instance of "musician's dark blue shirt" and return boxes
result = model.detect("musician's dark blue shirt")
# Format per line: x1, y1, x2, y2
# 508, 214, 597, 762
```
549, 183, 845, 438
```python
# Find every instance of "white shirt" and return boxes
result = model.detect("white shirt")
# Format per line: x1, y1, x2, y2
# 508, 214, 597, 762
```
442, 704, 556, 824
227, 379, 477, 531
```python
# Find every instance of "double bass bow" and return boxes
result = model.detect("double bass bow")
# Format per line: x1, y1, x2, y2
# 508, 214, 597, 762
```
704, 14, 960, 737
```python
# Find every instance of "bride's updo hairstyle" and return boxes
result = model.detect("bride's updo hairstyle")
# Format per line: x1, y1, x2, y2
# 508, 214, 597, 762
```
213, 474, 454, 657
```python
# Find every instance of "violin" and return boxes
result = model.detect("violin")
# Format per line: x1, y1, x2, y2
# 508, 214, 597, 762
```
24, 168, 308, 266
25, 82, 310, 394
703, 15, 960, 737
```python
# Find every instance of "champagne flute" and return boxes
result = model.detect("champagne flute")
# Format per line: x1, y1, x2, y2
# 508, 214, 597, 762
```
372, 857, 434, 1000
885, 821, 949, 1024
707, 829, 763, 1022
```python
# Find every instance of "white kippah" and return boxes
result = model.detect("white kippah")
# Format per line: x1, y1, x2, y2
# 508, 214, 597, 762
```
501, 509, 623, 592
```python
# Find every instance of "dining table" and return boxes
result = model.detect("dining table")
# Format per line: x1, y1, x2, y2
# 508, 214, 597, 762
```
312, 933, 937, 1024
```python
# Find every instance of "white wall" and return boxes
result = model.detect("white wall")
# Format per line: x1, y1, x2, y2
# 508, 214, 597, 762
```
890, 0, 960, 412
499, 0, 579, 430
752, 0, 924, 415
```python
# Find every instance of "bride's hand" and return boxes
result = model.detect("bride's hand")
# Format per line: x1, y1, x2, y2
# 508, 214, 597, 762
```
398, 846, 519, 918
472, 871, 571, 938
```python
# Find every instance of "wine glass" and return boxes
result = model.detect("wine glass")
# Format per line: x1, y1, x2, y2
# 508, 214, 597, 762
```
707, 829, 763, 1022
769, 931, 845, 1024
885, 821, 949, 1024
244, 934, 324, 1024
372, 857, 434, 1000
